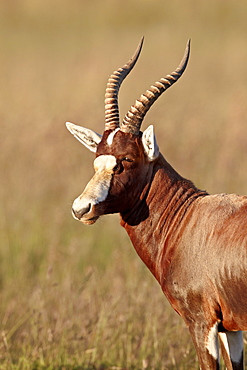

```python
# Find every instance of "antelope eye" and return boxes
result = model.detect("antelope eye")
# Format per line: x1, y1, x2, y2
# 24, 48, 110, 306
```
122, 157, 133, 163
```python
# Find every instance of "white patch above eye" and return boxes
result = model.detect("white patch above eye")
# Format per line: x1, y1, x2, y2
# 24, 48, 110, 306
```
93, 155, 117, 172
106, 128, 120, 146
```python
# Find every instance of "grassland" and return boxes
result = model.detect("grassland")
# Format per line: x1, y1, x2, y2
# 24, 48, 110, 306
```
1, 1, 247, 369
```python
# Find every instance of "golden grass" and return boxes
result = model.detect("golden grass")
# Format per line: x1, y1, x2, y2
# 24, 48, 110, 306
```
0, 1, 247, 368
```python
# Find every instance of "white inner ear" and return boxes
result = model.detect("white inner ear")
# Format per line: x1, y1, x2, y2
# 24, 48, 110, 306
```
142, 125, 159, 161
66, 122, 102, 153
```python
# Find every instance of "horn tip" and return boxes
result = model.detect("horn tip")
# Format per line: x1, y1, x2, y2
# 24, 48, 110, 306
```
186, 39, 191, 54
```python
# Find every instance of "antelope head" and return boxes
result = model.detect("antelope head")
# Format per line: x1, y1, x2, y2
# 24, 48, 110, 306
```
66, 38, 190, 225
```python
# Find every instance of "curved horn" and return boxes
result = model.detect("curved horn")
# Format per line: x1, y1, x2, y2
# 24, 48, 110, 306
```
104, 37, 144, 131
121, 40, 191, 135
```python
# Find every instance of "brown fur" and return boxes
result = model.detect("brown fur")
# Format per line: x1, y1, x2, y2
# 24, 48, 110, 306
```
77, 129, 247, 369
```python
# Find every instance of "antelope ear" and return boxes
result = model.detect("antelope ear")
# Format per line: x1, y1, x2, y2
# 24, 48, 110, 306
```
66, 122, 102, 153
142, 125, 159, 161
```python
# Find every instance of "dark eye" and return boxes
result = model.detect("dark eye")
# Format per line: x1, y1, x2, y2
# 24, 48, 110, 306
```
122, 157, 133, 163
113, 158, 133, 173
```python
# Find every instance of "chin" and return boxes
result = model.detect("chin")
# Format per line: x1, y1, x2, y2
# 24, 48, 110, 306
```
81, 216, 99, 225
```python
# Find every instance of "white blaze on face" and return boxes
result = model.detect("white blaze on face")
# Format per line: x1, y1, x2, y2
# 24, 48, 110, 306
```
72, 155, 117, 218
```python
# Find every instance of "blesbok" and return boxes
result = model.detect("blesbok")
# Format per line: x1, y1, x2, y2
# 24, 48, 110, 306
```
66, 38, 247, 369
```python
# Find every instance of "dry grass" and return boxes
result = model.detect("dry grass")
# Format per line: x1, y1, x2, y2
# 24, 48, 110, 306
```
1, 1, 247, 369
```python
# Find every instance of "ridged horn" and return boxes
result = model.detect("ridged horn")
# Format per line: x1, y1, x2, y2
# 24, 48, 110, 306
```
120, 40, 191, 135
104, 37, 144, 131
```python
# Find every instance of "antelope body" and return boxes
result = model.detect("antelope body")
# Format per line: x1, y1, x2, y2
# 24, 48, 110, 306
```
66, 38, 247, 369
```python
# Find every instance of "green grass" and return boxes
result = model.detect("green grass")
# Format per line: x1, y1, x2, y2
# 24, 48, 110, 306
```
1, 0, 247, 368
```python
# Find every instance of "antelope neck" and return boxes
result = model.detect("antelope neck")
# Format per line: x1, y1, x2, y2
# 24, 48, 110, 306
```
120, 155, 208, 283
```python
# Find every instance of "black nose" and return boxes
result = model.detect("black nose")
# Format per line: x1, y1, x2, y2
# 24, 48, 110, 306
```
72, 204, 91, 220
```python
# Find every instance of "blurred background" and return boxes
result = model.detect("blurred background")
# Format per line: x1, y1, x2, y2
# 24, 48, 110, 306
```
0, 1, 247, 369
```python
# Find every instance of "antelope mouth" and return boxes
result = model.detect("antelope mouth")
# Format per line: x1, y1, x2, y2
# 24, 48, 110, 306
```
80, 215, 99, 225
72, 211, 99, 225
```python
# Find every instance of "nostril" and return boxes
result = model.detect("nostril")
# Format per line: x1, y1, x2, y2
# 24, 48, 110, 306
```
83, 203, 91, 215
72, 203, 91, 220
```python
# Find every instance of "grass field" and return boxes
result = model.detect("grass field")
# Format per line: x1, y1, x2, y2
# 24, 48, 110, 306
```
1, 1, 247, 369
